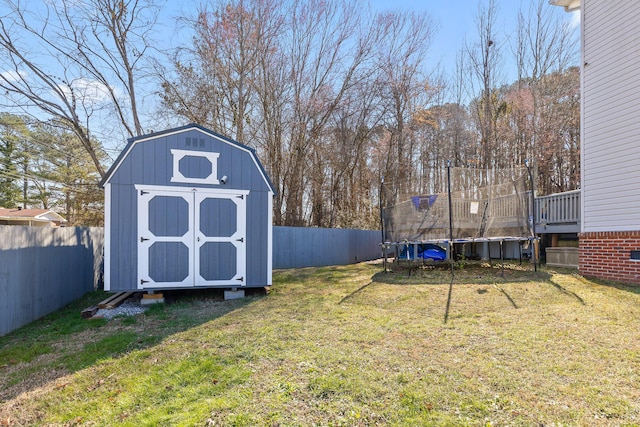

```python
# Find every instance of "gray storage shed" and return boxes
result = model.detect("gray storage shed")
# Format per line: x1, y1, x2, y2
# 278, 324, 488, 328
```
101, 124, 274, 292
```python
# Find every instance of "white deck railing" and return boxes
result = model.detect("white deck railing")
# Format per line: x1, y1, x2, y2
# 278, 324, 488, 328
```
535, 189, 581, 225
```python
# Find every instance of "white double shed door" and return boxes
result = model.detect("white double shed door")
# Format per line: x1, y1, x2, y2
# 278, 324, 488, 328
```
136, 185, 248, 289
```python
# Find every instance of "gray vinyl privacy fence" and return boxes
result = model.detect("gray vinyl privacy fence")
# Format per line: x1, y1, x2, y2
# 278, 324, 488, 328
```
0, 226, 104, 337
1, 225, 380, 336
272, 226, 381, 268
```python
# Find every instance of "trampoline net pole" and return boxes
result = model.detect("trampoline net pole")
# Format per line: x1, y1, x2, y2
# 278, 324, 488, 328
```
525, 159, 538, 273
447, 160, 454, 275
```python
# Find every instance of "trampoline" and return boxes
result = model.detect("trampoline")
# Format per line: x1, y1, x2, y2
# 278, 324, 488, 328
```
380, 161, 539, 272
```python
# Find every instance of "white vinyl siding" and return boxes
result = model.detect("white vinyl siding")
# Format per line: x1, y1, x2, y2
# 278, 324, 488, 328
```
582, 0, 640, 232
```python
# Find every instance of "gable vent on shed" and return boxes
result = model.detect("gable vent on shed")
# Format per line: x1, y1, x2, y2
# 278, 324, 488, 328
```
185, 137, 205, 147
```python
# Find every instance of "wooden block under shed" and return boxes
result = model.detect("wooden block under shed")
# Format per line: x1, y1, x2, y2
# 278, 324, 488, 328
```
81, 305, 98, 319
97, 293, 121, 309
99, 292, 134, 309
141, 293, 164, 305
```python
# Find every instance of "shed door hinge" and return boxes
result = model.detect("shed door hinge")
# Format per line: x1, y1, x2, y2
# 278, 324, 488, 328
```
140, 236, 150, 242
140, 279, 150, 285
140, 190, 149, 195
236, 237, 244, 242
236, 194, 244, 199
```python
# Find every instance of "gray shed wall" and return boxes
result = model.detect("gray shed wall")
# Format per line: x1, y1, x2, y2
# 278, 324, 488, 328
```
273, 227, 381, 269
0, 226, 103, 336
105, 128, 272, 291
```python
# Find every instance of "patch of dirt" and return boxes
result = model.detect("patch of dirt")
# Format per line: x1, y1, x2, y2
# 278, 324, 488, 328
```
0, 351, 72, 401
0, 320, 131, 405
0, 365, 75, 425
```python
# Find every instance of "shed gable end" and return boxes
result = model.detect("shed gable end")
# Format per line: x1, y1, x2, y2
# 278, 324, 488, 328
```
104, 127, 271, 192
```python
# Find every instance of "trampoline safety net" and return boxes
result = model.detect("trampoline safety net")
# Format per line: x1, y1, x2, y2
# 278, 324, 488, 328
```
381, 166, 532, 243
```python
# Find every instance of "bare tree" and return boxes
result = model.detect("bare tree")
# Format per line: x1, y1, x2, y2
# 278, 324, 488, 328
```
465, 0, 502, 170
159, 0, 579, 228
0, 0, 161, 177
160, 0, 290, 221
280, 0, 380, 225
513, 0, 579, 192
164, 0, 389, 226
253, 33, 290, 225
309, 73, 384, 228
161, 0, 283, 144
516, 0, 578, 84
374, 10, 435, 202
536, 67, 580, 194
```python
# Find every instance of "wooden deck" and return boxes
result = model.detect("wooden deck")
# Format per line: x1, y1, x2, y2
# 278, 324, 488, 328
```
534, 190, 580, 234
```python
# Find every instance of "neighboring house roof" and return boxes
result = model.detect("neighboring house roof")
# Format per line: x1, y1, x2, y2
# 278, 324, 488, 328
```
549, 0, 580, 12
0, 208, 67, 226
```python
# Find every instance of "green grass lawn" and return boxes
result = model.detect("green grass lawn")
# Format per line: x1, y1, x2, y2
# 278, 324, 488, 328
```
1, 261, 640, 426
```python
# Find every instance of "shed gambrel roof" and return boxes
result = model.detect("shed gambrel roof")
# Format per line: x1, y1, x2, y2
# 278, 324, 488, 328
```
100, 123, 275, 193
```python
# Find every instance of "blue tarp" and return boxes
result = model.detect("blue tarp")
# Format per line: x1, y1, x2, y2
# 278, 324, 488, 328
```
399, 243, 447, 261
410, 195, 438, 210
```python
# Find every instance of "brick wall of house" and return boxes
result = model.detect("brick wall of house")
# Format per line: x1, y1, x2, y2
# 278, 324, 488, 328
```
579, 231, 640, 285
